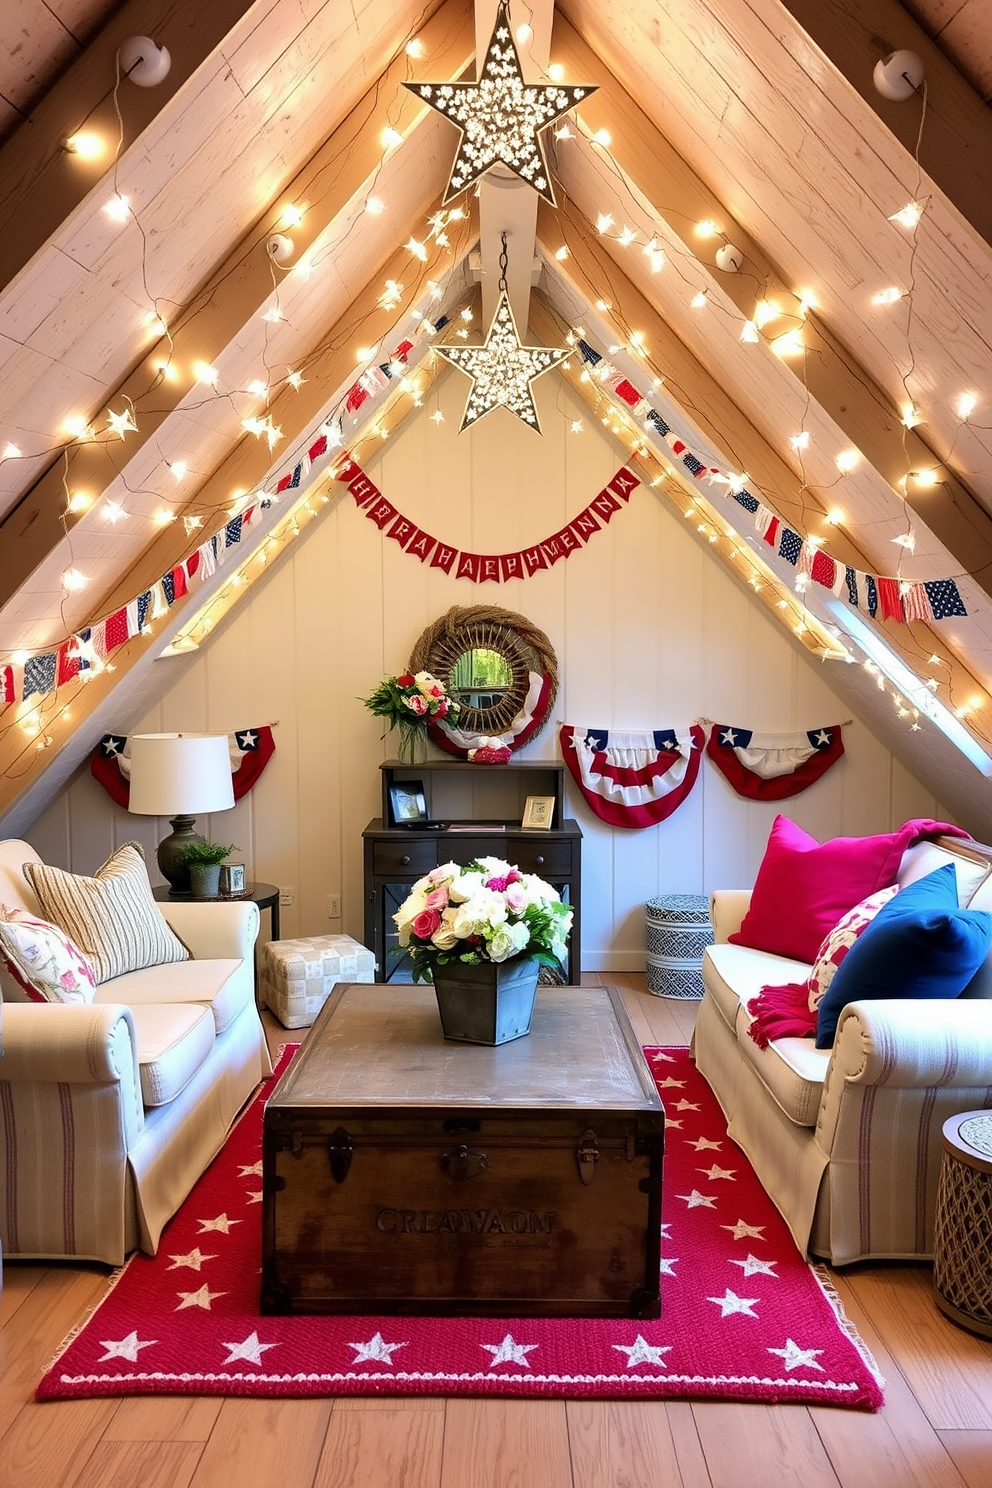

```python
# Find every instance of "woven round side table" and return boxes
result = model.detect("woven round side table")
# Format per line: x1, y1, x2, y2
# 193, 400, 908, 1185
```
932, 1110, 992, 1338
645, 894, 712, 1000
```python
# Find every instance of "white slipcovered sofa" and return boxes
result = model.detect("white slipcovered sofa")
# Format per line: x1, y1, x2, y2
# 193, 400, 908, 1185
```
0, 838, 272, 1265
693, 835, 992, 1265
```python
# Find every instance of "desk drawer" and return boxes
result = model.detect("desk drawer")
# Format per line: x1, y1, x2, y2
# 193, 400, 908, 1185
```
372, 838, 440, 875
505, 837, 573, 876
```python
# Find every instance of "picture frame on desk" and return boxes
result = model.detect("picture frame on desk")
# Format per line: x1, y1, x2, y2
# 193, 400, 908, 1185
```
389, 780, 428, 825
522, 795, 554, 830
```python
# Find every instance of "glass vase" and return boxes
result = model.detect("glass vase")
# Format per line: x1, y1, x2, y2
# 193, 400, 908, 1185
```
397, 721, 428, 764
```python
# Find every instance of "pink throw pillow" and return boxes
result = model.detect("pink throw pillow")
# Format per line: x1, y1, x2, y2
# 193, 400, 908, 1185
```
0, 905, 96, 1003
728, 815, 960, 964
807, 885, 899, 1012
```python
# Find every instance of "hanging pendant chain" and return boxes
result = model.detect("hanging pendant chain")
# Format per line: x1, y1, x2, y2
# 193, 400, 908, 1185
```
498, 232, 509, 295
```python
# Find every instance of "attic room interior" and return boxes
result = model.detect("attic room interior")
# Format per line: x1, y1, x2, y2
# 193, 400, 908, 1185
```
2, 0, 992, 1482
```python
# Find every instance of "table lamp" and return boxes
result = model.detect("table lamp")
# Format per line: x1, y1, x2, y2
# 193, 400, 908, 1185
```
127, 733, 235, 894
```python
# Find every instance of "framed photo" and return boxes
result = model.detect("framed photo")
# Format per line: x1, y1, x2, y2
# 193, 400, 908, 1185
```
522, 795, 554, 831
220, 862, 246, 896
389, 779, 428, 825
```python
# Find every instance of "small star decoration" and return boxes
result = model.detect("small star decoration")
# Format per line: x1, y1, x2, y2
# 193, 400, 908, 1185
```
404, 0, 596, 206
438, 290, 569, 433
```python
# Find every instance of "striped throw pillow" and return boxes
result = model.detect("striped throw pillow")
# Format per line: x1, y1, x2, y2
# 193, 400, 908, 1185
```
24, 842, 189, 985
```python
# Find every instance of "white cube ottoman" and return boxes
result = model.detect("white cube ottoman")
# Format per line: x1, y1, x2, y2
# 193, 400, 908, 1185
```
260, 934, 376, 1028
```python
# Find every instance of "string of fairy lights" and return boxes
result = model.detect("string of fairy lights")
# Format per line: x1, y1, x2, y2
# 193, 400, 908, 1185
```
1, 0, 990, 782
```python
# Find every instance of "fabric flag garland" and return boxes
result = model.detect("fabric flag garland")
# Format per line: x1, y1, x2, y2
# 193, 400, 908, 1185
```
90, 727, 276, 809
705, 724, 845, 801
559, 724, 705, 829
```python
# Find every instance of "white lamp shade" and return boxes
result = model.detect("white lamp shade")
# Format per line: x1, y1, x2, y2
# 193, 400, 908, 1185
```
127, 733, 235, 816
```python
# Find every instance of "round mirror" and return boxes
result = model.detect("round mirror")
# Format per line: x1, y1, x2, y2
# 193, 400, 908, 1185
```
408, 605, 558, 756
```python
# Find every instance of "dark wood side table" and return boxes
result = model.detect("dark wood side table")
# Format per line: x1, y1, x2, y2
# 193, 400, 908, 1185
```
933, 1110, 992, 1338
153, 881, 281, 943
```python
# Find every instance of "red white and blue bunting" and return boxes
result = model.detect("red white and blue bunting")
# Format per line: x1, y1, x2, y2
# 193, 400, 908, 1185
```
575, 338, 968, 624
334, 456, 640, 580
704, 722, 845, 801
559, 724, 706, 829
560, 721, 847, 827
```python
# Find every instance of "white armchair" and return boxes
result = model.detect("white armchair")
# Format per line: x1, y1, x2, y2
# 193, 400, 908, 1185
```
0, 839, 272, 1265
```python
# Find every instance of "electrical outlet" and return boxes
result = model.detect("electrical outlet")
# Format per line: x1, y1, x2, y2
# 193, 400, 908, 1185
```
327, 893, 341, 919
278, 886, 296, 907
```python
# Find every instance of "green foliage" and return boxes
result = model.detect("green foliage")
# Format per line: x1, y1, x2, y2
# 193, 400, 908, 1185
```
181, 840, 238, 866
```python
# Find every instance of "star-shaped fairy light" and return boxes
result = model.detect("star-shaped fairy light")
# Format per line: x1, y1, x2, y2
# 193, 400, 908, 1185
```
404, 0, 596, 205
438, 288, 568, 433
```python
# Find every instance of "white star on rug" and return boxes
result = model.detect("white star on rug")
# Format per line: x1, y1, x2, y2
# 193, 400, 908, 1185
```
238, 1162, 263, 1177
708, 1288, 760, 1319
722, 1219, 766, 1240
769, 1338, 825, 1371
482, 1332, 539, 1368
660, 1222, 672, 1240
659, 1256, 679, 1277
99, 1330, 156, 1362
222, 1331, 278, 1366
673, 1100, 701, 1112
665, 1118, 682, 1130
176, 1284, 226, 1311
649, 1050, 675, 1063
245, 1190, 264, 1205
699, 1164, 736, 1181
690, 1137, 723, 1151
613, 1334, 672, 1369
349, 1332, 407, 1365
678, 1188, 718, 1209
657, 1077, 685, 1088
731, 1253, 779, 1279
198, 1213, 241, 1234
167, 1247, 216, 1272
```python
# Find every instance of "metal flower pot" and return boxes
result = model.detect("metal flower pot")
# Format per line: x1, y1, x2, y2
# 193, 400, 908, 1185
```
431, 956, 539, 1044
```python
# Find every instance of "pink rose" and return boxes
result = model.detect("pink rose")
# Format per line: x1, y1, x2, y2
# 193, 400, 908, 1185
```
424, 683, 444, 699
405, 694, 428, 716
435, 699, 447, 717
412, 908, 442, 940
425, 886, 449, 911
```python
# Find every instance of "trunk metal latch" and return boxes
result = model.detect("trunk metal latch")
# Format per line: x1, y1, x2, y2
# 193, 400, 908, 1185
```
577, 1129, 600, 1185
327, 1126, 353, 1183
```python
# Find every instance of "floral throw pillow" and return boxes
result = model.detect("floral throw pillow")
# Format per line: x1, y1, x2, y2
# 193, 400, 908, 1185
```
0, 905, 97, 1003
807, 885, 899, 1013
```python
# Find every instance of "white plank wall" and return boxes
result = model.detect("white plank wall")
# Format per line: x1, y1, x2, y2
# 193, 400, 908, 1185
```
28, 373, 944, 971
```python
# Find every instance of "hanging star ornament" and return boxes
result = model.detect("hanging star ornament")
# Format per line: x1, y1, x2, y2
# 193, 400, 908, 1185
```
438, 290, 568, 433
404, 0, 596, 206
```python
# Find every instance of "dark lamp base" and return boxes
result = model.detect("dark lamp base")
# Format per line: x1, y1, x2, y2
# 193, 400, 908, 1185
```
156, 815, 207, 894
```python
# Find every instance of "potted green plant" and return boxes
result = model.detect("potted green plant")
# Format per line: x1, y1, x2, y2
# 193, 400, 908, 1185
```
181, 841, 238, 899
393, 856, 572, 1043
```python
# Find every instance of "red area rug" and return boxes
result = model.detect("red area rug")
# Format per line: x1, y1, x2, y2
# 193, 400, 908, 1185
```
38, 1046, 883, 1409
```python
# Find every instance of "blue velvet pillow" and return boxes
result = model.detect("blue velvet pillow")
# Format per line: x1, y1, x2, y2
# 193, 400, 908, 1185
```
815, 863, 992, 1048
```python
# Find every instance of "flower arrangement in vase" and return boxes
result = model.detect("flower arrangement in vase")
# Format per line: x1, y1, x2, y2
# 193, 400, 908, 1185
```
361, 671, 460, 763
393, 857, 573, 1043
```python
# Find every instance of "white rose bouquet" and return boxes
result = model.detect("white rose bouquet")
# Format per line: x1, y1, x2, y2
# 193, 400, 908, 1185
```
393, 856, 573, 983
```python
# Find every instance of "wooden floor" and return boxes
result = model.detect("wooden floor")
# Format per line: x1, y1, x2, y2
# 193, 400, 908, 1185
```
2, 974, 992, 1488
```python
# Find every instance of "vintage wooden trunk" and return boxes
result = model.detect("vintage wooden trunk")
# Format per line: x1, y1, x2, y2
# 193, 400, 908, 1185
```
261, 982, 664, 1318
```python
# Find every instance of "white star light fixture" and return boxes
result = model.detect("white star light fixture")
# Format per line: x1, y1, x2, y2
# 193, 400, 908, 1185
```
438, 285, 569, 433
404, 0, 596, 206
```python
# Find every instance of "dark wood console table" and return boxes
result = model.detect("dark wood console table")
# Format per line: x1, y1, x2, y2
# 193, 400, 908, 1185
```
362, 759, 581, 985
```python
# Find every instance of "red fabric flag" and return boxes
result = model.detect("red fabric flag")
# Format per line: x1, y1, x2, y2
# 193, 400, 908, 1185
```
334, 457, 358, 483
0, 664, 14, 703
613, 379, 641, 407
540, 535, 566, 566
366, 498, 398, 530
571, 507, 600, 542
430, 543, 457, 574
607, 468, 639, 501
810, 550, 836, 589
386, 515, 417, 547
187, 551, 200, 579
104, 608, 129, 651
902, 583, 934, 622
551, 525, 581, 556
455, 553, 480, 581
406, 529, 438, 563
590, 488, 621, 522
308, 434, 328, 461
171, 563, 188, 601
522, 546, 548, 575
763, 517, 780, 547
344, 383, 368, 413
349, 473, 381, 508
500, 552, 524, 581
477, 555, 501, 583
877, 577, 903, 621
56, 643, 80, 686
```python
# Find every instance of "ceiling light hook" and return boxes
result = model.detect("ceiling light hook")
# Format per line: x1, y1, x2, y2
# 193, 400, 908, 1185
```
498, 231, 509, 295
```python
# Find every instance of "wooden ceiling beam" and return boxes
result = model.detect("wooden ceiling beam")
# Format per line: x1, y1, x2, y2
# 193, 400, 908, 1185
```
0, 0, 258, 290
0, 0, 475, 614
550, 12, 992, 600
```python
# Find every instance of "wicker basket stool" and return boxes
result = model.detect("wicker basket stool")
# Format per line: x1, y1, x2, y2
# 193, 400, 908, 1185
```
645, 895, 712, 999
933, 1110, 992, 1338
260, 934, 375, 1029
